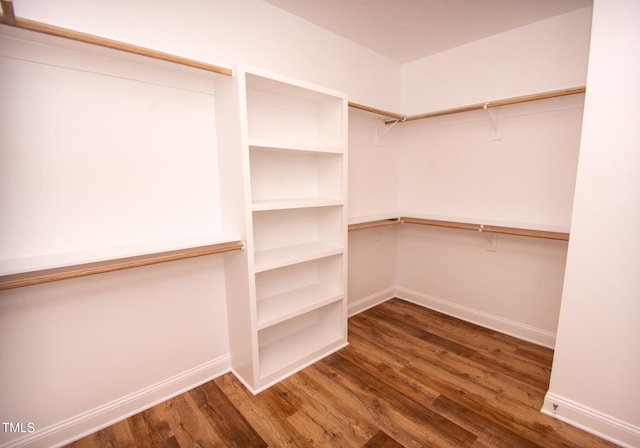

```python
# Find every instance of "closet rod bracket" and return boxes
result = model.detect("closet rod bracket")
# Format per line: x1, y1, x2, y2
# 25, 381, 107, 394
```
484, 103, 503, 140
376, 117, 403, 146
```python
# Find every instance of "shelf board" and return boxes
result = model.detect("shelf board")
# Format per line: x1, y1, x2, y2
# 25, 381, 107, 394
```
257, 284, 343, 330
0, 240, 244, 291
252, 198, 343, 211
248, 138, 343, 154
258, 324, 344, 380
0, 16, 233, 76
245, 68, 346, 104
254, 242, 343, 272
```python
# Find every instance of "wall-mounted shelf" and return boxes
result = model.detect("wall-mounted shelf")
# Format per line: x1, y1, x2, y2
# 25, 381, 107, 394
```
254, 242, 343, 272
0, 240, 244, 291
0, 12, 232, 76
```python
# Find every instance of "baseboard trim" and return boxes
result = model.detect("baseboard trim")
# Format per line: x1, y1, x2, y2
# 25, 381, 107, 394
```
395, 287, 556, 348
2, 355, 231, 448
542, 393, 640, 448
348, 286, 396, 317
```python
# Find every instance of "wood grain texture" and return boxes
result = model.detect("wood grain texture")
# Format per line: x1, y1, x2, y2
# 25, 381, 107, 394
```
66, 299, 620, 448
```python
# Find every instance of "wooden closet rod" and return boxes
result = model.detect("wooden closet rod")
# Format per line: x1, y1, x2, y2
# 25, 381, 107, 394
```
0, 240, 244, 291
0, 1, 16, 25
349, 87, 585, 124
348, 218, 403, 232
401, 218, 570, 241
348, 217, 569, 241
348, 101, 407, 121
399, 87, 586, 123
0, 13, 233, 76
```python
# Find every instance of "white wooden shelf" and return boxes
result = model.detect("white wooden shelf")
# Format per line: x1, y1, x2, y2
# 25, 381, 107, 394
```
257, 301, 344, 380
251, 198, 343, 211
245, 69, 344, 148
256, 284, 343, 330
249, 148, 343, 204
254, 242, 343, 272
0, 240, 244, 291
248, 138, 343, 154
258, 326, 344, 381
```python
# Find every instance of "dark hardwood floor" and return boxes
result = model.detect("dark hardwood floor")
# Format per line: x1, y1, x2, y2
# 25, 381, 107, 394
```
66, 298, 620, 447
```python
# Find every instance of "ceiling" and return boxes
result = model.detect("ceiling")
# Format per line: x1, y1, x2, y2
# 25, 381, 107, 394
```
263, 0, 593, 63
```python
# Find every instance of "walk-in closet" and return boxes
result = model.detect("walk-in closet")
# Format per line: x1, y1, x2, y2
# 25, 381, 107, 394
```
1, 1, 638, 447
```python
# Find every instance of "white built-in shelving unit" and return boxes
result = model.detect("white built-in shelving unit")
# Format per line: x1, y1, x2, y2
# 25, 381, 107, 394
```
220, 66, 349, 393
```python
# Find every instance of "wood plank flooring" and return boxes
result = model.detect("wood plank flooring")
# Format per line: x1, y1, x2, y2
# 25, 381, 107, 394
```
66, 299, 620, 447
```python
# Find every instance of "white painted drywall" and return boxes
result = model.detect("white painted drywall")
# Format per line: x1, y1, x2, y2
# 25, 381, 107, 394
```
543, 1, 640, 446
395, 225, 568, 347
391, 13, 587, 347
396, 95, 584, 231
347, 109, 400, 314
0, 255, 229, 448
12, 0, 401, 112
348, 109, 401, 223
401, 7, 593, 115
0, 28, 223, 275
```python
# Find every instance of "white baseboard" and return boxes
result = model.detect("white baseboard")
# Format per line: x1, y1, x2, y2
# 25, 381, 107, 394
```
2, 356, 231, 448
348, 286, 396, 317
395, 287, 556, 348
542, 393, 640, 448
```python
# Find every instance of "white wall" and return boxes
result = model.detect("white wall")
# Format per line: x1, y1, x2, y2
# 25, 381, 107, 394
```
0, 27, 224, 275
401, 7, 593, 115
348, 109, 401, 223
542, 1, 640, 446
0, 255, 229, 448
347, 108, 401, 314
396, 95, 584, 231
13, 0, 401, 112
390, 9, 589, 348
395, 225, 568, 348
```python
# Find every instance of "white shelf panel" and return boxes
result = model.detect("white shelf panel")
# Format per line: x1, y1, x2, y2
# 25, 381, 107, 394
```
245, 68, 346, 103
258, 320, 344, 380
251, 198, 343, 211
260, 326, 344, 379
248, 138, 343, 154
257, 284, 343, 330
245, 71, 345, 148
254, 242, 343, 272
